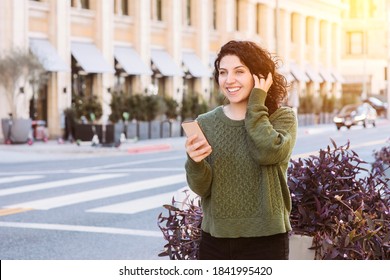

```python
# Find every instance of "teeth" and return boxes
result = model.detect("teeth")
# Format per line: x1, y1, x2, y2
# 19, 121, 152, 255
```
227, 87, 240, 92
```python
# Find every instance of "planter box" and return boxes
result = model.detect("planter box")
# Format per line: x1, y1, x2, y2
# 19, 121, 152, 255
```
289, 235, 315, 260
74, 123, 123, 144
1, 118, 32, 144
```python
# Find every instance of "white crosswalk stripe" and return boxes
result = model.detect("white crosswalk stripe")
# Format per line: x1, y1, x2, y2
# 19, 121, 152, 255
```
88, 191, 176, 214
3, 173, 186, 210
0, 174, 126, 197
0, 175, 44, 184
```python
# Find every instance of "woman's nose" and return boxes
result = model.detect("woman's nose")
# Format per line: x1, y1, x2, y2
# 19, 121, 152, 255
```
226, 73, 235, 83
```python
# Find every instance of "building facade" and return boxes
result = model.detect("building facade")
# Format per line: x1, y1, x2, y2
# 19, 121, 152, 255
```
1, 0, 351, 140
341, 0, 390, 103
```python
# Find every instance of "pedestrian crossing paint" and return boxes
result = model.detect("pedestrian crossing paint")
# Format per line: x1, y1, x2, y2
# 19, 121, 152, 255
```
4, 173, 186, 210
0, 221, 161, 237
0, 174, 126, 197
0, 175, 44, 184
88, 191, 176, 214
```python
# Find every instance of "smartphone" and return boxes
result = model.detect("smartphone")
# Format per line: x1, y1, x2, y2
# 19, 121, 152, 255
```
181, 120, 209, 145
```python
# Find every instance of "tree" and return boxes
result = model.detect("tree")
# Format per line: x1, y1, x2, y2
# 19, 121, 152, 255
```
0, 48, 48, 119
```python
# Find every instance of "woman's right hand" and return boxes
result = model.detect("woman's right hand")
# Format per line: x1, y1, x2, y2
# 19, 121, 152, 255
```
185, 134, 212, 162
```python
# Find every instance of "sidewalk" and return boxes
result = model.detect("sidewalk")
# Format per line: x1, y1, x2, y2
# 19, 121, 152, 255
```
0, 136, 187, 163
0, 119, 389, 163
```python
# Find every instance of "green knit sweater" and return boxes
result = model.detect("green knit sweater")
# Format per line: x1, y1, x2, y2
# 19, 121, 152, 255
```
185, 88, 297, 238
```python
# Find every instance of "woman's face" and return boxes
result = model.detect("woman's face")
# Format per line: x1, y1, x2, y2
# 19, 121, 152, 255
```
218, 55, 254, 105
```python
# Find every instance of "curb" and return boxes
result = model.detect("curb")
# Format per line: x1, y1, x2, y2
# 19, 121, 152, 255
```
127, 144, 172, 154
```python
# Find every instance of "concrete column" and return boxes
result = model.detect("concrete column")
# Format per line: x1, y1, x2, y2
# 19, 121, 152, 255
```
134, 0, 151, 94
47, 0, 71, 138
196, 0, 210, 101
243, 0, 255, 38
166, 0, 182, 100
95, 0, 114, 123
220, 0, 235, 44
278, 9, 291, 63
258, 4, 275, 50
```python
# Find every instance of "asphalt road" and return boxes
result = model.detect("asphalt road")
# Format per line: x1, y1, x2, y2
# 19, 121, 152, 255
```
0, 119, 389, 260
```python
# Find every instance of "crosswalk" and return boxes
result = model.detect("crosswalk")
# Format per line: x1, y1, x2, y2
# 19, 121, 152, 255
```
0, 172, 187, 216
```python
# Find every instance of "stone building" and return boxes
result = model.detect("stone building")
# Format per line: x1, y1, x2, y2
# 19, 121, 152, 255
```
2, 0, 382, 140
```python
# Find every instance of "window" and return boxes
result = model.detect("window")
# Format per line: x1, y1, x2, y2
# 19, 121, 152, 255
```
80, 0, 89, 9
369, 0, 378, 18
71, 0, 90, 9
256, 4, 260, 35
185, 0, 192, 26
349, 0, 363, 18
347, 31, 364, 54
235, 0, 240, 31
212, 0, 217, 30
151, 0, 163, 21
121, 0, 129, 16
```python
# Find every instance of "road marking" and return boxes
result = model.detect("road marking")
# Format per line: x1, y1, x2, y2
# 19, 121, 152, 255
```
0, 175, 44, 184
75, 168, 184, 173
0, 221, 161, 237
75, 155, 186, 171
4, 174, 186, 210
0, 208, 33, 216
88, 191, 175, 214
0, 174, 126, 197
291, 139, 388, 160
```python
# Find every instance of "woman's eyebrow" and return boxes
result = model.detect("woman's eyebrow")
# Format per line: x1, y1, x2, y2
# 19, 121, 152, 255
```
219, 65, 246, 70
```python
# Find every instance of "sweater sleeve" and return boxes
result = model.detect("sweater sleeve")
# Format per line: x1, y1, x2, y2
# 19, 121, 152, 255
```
244, 88, 297, 165
185, 155, 213, 198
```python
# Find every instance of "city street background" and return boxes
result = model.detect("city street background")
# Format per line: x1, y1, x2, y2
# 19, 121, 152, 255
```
0, 119, 389, 260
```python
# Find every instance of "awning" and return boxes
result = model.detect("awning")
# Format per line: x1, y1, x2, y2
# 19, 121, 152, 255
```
305, 65, 324, 83
319, 68, 336, 83
114, 46, 152, 75
29, 38, 69, 72
331, 71, 345, 83
71, 42, 114, 73
182, 52, 210, 78
278, 66, 295, 83
290, 63, 310, 82
151, 49, 184, 77
209, 53, 217, 77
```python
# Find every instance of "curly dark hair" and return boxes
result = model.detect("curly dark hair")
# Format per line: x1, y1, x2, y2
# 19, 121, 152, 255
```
213, 40, 288, 115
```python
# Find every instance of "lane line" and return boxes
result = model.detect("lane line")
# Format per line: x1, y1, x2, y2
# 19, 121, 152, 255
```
75, 155, 186, 171
0, 175, 44, 184
4, 173, 186, 210
88, 191, 175, 214
0, 174, 126, 197
0, 221, 161, 237
291, 139, 388, 160
0, 208, 33, 216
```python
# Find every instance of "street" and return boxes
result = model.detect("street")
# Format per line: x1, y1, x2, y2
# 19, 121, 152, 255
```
0, 120, 389, 260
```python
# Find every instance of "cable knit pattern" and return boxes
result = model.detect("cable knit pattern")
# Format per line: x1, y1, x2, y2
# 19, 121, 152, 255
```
185, 88, 297, 238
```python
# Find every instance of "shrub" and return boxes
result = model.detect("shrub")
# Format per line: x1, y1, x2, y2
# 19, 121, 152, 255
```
72, 95, 102, 122
158, 140, 390, 260
288, 140, 390, 259
372, 139, 390, 174
157, 191, 202, 260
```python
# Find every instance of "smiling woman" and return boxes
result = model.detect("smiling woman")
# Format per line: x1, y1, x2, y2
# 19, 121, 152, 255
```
183, 40, 298, 260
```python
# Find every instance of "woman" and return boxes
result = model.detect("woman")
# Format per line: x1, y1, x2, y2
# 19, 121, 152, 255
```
184, 40, 297, 260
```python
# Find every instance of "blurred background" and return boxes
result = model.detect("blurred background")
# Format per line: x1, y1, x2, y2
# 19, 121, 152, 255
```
0, 0, 389, 142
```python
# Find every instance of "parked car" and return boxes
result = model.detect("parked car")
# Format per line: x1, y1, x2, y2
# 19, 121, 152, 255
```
363, 97, 388, 117
333, 103, 377, 130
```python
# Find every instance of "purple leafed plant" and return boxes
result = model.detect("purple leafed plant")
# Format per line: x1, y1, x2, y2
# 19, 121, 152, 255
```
288, 139, 390, 259
157, 190, 202, 260
158, 139, 390, 260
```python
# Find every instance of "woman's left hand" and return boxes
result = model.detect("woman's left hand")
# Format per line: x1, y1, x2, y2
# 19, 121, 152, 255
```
253, 72, 273, 93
